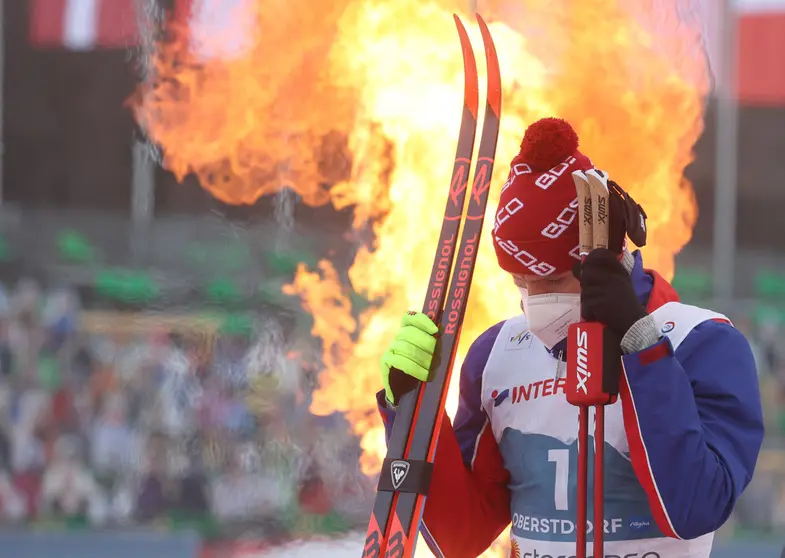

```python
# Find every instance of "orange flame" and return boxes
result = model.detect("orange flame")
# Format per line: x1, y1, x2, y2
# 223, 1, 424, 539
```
135, 1, 708, 555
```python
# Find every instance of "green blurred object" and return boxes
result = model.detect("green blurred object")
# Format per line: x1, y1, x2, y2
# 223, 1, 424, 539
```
56, 229, 95, 263
220, 313, 253, 337
205, 278, 243, 304
672, 267, 712, 296
64, 514, 89, 530
752, 303, 785, 325
754, 270, 785, 299
37, 355, 61, 392
167, 510, 220, 538
296, 511, 351, 536
186, 241, 251, 273
221, 242, 251, 271
266, 250, 318, 275
94, 269, 160, 303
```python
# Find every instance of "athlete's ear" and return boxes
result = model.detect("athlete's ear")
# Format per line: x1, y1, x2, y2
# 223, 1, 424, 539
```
608, 180, 647, 253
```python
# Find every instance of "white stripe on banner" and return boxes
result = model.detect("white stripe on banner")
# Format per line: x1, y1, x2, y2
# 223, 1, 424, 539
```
190, 0, 256, 61
736, 0, 785, 14
63, 0, 98, 51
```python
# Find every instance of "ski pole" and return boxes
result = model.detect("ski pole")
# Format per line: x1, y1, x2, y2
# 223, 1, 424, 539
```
568, 169, 620, 558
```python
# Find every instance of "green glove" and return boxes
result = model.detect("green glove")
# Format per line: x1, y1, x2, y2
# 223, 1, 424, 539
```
380, 311, 439, 405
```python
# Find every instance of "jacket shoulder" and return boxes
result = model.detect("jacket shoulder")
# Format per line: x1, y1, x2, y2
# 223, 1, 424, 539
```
650, 301, 731, 351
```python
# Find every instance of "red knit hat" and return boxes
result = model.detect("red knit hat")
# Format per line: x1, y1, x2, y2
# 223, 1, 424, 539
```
492, 117, 594, 277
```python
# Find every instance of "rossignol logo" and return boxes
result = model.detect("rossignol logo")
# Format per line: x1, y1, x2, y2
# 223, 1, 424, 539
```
660, 321, 675, 334
390, 460, 410, 490
575, 328, 590, 395
363, 532, 381, 558
443, 233, 478, 335
471, 158, 493, 206
426, 233, 456, 321
386, 532, 404, 558
449, 161, 469, 208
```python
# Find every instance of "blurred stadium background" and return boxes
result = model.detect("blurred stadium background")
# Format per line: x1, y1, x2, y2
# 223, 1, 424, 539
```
0, 0, 783, 557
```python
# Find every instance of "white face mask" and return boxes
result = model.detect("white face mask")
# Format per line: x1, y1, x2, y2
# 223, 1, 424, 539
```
518, 288, 581, 350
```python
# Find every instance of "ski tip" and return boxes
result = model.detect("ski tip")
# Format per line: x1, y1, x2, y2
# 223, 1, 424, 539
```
475, 13, 502, 118
453, 14, 479, 120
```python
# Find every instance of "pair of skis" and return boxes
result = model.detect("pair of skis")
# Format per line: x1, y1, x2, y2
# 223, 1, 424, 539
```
362, 13, 502, 558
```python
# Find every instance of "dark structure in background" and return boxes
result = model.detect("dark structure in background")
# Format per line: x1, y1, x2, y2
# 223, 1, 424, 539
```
4, 0, 136, 212
687, 102, 785, 253
2, 1, 783, 253
3, 0, 352, 229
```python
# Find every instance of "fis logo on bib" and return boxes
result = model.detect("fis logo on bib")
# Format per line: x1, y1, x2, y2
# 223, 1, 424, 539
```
506, 329, 533, 351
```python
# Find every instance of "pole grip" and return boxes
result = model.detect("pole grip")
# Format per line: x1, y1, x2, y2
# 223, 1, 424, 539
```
566, 321, 620, 406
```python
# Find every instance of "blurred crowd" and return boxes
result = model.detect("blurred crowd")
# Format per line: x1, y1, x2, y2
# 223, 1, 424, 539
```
729, 312, 785, 536
0, 278, 373, 537
731, 314, 785, 427
0, 276, 784, 540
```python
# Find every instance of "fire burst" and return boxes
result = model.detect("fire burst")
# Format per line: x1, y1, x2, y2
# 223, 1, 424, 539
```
134, 1, 709, 556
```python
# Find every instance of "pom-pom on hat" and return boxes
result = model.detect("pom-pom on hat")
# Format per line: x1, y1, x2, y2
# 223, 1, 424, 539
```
492, 118, 594, 277
519, 117, 579, 171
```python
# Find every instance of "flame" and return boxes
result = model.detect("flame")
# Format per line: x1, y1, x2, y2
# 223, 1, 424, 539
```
135, 1, 708, 556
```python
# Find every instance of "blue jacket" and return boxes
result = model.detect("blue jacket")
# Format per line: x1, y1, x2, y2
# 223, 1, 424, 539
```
377, 252, 764, 557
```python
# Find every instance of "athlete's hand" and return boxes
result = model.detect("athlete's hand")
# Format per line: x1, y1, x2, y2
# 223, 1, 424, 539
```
573, 248, 647, 341
380, 311, 438, 405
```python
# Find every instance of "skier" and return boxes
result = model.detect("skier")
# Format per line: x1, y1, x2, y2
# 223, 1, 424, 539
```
376, 118, 764, 558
